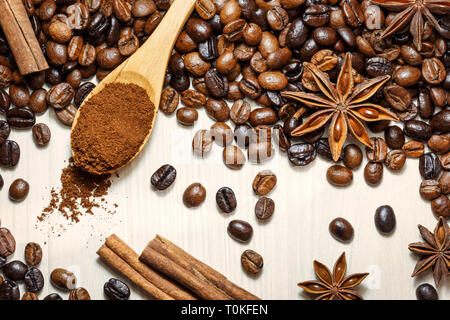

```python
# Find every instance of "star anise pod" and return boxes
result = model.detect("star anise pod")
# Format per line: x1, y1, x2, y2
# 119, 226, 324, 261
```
282, 53, 398, 161
408, 217, 450, 287
370, 0, 450, 51
298, 252, 369, 300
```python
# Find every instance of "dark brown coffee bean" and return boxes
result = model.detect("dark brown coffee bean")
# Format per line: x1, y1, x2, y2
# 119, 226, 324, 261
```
239, 76, 262, 98
28, 89, 47, 114
394, 65, 421, 87
249, 107, 278, 126
255, 197, 275, 221
104, 278, 129, 300
205, 98, 230, 122
216, 187, 237, 213
252, 170, 277, 196
303, 5, 329, 27
0, 89, 10, 114
196, 0, 216, 20
366, 137, 388, 162
329, 217, 354, 242
374, 205, 396, 234
0, 140, 20, 167
404, 120, 432, 141
49, 21, 72, 43
223, 145, 245, 169
43, 293, 63, 300
326, 165, 353, 187
181, 89, 206, 108
343, 144, 362, 169
258, 71, 288, 91
46, 41, 67, 66
96, 47, 122, 69
9, 178, 29, 201
186, 17, 212, 43
230, 100, 250, 124
50, 268, 77, 290
272, 124, 291, 151
431, 195, 450, 218
288, 143, 317, 166
441, 152, 450, 170
228, 220, 253, 243
205, 68, 229, 98
9, 84, 30, 108
0, 228, 15, 258
384, 125, 405, 149
430, 110, 450, 133
69, 287, 91, 300
402, 140, 424, 158
241, 250, 263, 275
55, 104, 77, 126
159, 87, 179, 114
365, 57, 393, 77
6, 108, 35, 129
24, 242, 42, 267
176, 107, 198, 126
385, 150, 406, 171
183, 183, 206, 207
364, 162, 383, 186
422, 57, 446, 85
0, 280, 20, 300
32, 123, 51, 146
3, 261, 28, 281
416, 284, 439, 300
420, 180, 441, 200
0, 121, 11, 145
47, 83, 74, 110
383, 85, 411, 111
151, 164, 176, 191
419, 152, 442, 180
24, 268, 44, 293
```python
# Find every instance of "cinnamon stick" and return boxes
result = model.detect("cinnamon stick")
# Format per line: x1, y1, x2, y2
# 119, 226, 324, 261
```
104, 234, 196, 300
140, 235, 260, 300
0, 0, 48, 75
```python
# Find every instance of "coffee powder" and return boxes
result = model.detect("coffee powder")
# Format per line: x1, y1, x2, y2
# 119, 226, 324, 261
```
71, 83, 155, 175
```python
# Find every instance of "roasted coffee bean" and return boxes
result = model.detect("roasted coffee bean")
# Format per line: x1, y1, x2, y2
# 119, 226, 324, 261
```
384, 125, 405, 149
176, 107, 198, 126
0, 228, 15, 257
394, 65, 421, 87
46, 41, 67, 66
249, 107, 278, 126
160, 88, 179, 114
96, 47, 122, 69
211, 122, 233, 146
186, 17, 212, 43
150, 164, 176, 191
192, 130, 214, 157
22, 292, 38, 300
329, 217, 354, 242
50, 268, 76, 290
29, 89, 48, 114
205, 98, 230, 122
32, 123, 51, 146
420, 180, 441, 200
223, 145, 245, 169
6, 108, 35, 129
184, 52, 211, 77
326, 165, 353, 187
24, 242, 43, 267
303, 5, 329, 27
416, 284, 439, 300
404, 120, 432, 141
24, 268, 44, 293
254, 197, 275, 221
419, 152, 442, 180
383, 85, 411, 112
0, 89, 10, 113
230, 100, 250, 124
196, 0, 216, 20
55, 104, 77, 126
343, 144, 362, 169
181, 89, 206, 108
9, 84, 30, 107
47, 83, 75, 110
288, 143, 317, 166
43, 293, 63, 300
385, 150, 406, 171
402, 140, 424, 158
430, 110, 450, 133
314, 138, 335, 161
440, 171, 450, 195
205, 68, 229, 97
422, 57, 446, 85
0, 174, 3, 190
428, 135, 450, 154
183, 183, 206, 208
374, 205, 396, 234
0, 121, 10, 145
69, 287, 91, 300
0, 280, 20, 300
241, 250, 263, 275
228, 220, 253, 243
74, 82, 96, 107
0, 66, 12, 88
0, 140, 20, 167
234, 124, 253, 148
366, 137, 387, 163
418, 89, 434, 119
258, 71, 288, 91
272, 124, 291, 151
3, 261, 28, 281
431, 195, 450, 218
104, 278, 130, 300
9, 179, 29, 201
239, 76, 262, 98
365, 57, 393, 77
440, 152, 450, 170
252, 170, 277, 196
364, 162, 383, 186
216, 187, 237, 213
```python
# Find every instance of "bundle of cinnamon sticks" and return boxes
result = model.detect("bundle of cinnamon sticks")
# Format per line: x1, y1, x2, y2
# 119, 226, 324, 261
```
97, 234, 259, 300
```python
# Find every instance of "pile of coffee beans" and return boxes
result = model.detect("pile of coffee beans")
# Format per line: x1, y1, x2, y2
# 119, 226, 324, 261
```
0, 0, 173, 200
158, 0, 450, 219
0, 226, 91, 300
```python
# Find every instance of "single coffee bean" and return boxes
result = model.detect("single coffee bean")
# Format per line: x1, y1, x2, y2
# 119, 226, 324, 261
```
104, 278, 130, 300
404, 120, 432, 141
74, 82, 96, 107
205, 98, 230, 122
6, 108, 36, 129
416, 284, 439, 300
0, 140, 20, 167
9, 179, 29, 201
24, 268, 44, 293
383, 85, 411, 111
249, 107, 278, 126
211, 122, 233, 146
254, 197, 275, 221
160, 88, 179, 114
29, 89, 48, 114
272, 124, 291, 151
50, 268, 77, 290
419, 152, 442, 180
241, 250, 263, 275
329, 217, 354, 242
150, 164, 176, 191
0, 89, 10, 113
234, 124, 253, 149
192, 130, 214, 157
440, 152, 450, 170
24, 242, 43, 266
216, 187, 237, 214
315, 138, 336, 161
374, 205, 396, 234
422, 57, 446, 85
428, 135, 450, 154
3, 261, 28, 281
176, 107, 198, 126
288, 143, 317, 166
402, 140, 424, 158
384, 125, 405, 149
205, 68, 229, 98
32, 123, 51, 146
55, 104, 77, 126
431, 195, 450, 218
47, 83, 75, 110
183, 183, 206, 208
228, 220, 253, 243
21, 292, 38, 300
366, 137, 388, 162
343, 144, 362, 169
385, 150, 406, 171
43, 293, 63, 300
430, 110, 450, 133
420, 180, 441, 200
0, 280, 20, 300
222, 145, 245, 169
69, 287, 91, 300
252, 170, 277, 196
364, 162, 383, 186
230, 100, 251, 124
326, 165, 353, 187
0, 228, 15, 257
0, 120, 10, 145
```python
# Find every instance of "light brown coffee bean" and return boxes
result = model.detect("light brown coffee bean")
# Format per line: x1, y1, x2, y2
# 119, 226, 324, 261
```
50, 268, 77, 290
230, 99, 251, 124
364, 162, 383, 186
252, 170, 277, 196
326, 165, 353, 187
241, 250, 263, 275
183, 183, 207, 208
24, 242, 43, 266
192, 129, 214, 157
402, 140, 424, 158
69, 287, 91, 300
420, 180, 441, 200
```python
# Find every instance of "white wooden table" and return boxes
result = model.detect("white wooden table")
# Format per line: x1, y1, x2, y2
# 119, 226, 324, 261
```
1, 91, 449, 300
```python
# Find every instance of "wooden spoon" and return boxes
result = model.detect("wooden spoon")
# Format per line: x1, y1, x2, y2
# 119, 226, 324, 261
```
70, 0, 197, 175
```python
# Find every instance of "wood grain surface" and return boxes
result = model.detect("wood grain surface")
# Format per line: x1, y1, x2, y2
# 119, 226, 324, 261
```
1, 86, 449, 300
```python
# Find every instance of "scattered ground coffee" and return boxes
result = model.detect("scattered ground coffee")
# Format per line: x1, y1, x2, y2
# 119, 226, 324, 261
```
71, 83, 155, 175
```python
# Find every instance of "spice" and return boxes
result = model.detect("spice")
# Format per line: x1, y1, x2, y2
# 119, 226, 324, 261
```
71, 83, 155, 175
40, 158, 113, 223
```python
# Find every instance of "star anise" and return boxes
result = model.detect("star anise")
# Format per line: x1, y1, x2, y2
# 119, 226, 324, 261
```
298, 252, 369, 300
370, 0, 450, 51
282, 53, 398, 161
408, 217, 450, 287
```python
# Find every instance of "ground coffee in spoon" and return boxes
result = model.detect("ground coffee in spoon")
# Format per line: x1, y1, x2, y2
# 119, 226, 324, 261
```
71, 83, 155, 175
